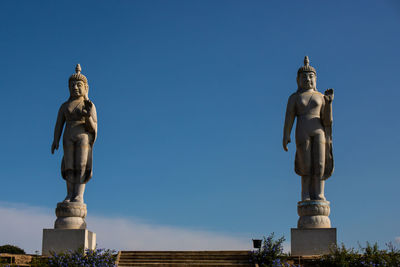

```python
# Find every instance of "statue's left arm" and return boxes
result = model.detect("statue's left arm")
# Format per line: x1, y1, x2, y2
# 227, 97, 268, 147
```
83, 100, 97, 135
322, 89, 334, 126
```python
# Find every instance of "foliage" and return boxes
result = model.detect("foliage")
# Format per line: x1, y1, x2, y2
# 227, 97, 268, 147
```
0, 244, 26, 267
320, 243, 362, 266
47, 248, 117, 267
250, 233, 298, 267
0, 244, 26, 255
249, 235, 400, 267
30, 255, 50, 267
320, 242, 400, 267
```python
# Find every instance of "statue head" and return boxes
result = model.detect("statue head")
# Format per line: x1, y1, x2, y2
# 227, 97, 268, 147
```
297, 56, 317, 91
68, 64, 89, 100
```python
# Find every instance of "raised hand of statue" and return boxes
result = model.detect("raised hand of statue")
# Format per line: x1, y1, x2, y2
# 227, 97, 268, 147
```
324, 88, 334, 103
283, 136, 291, 152
51, 141, 59, 154
82, 100, 93, 117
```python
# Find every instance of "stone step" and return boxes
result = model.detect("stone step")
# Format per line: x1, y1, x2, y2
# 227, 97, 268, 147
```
119, 255, 249, 259
118, 264, 252, 267
118, 259, 250, 263
117, 251, 253, 267
120, 250, 250, 255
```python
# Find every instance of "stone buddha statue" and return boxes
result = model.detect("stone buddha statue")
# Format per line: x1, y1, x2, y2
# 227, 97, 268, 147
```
51, 64, 97, 204
283, 56, 334, 228
42, 64, 98, 253
283, 56, 334, 201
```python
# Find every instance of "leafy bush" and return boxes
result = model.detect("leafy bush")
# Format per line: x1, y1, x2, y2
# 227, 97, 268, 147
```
249, 235, 400, 266
47, 248, 116, 267
250, 233, 298, 267
320, 243, 362, 266
320, 242, 400, 267
0, 244, 26, 255
30, 255, 50, 267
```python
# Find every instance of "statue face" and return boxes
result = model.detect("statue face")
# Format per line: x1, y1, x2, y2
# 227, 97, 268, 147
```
298, 72, 316, 90
69, 80, 86, 98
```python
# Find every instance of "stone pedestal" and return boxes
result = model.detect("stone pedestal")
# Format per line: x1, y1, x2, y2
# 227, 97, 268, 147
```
297, 200, 331, 228
291, 200, 336, 256
42, 202, 96, 255
42, 229, 96, 256
291, 228, 336, 256
55, 202, 87, 229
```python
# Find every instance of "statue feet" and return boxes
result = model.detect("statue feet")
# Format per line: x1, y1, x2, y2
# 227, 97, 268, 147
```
71, 196, 84, 203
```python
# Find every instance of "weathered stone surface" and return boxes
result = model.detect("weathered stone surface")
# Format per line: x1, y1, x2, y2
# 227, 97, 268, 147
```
0, 254, 32, 265
285, 57, 337, 256
298, 200, 330, 217
51, 64, 97, 204
42, 229, 96, 256
56, 202, 87, 218
291, 228, 336, 256
297, 200, 331, 228
116, 251, 253, 267
54, 202, 87, 229
283, 56, 334, 202
42, 64, 97, 256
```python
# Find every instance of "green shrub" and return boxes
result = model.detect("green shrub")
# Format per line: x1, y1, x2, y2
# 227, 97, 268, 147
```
0, 244, 26, 255
320, 242, 400, 267
250, 236, 400, 266
320, 243, 362, 266
30, 255, 50, 267
250, 233, 298, 267
47, 248, 116, 267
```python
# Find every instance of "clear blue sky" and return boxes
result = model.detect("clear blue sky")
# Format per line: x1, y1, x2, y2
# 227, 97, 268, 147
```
0, 0, 400, 252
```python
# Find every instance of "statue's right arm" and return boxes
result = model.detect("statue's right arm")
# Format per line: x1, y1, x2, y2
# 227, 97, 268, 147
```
51, 105, 66, 154
283, 94, 296, 151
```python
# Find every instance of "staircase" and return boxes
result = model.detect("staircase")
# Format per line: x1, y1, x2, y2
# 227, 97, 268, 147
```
116, 251, 254, 267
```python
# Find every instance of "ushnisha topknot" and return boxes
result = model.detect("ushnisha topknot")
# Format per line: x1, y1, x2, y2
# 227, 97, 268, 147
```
297, 56, 316, 76
69, 64, 88, 85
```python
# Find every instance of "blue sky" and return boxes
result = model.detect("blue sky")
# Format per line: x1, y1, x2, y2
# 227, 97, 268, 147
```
0, 0, 400, 253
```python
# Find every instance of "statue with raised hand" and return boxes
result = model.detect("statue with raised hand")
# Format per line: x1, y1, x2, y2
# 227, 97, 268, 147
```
51, 64, 97, 204
283, 56, 334, 229
283, 56, 334, 202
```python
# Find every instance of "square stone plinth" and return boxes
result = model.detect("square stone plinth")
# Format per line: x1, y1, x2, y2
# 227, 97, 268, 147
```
291, 228, 336, 256
42, 229, 96, 256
